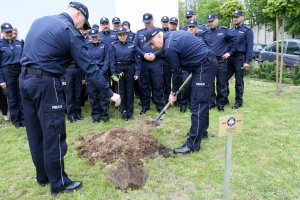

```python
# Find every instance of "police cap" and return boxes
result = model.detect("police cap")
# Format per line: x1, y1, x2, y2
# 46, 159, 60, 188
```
207, 13, 218, 22
69, 1, 91, 30
100, 17, 109, 24
233, 10, 244, 17
143, 27, 160, 47
88, 28, 99, 37
117, 27, 127, 35
169, 17, 178, 24
161, 16, 169, 22
143, 13, 153, 23
112, 17, 121, 24
1, 23, 13, 32
188, 20, 197, 27
186, 10, 195, 17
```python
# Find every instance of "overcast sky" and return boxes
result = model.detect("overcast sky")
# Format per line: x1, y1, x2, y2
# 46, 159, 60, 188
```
0, 0, 178, 39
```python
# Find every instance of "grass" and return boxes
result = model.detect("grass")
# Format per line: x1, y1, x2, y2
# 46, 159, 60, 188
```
0, 77, 300, 200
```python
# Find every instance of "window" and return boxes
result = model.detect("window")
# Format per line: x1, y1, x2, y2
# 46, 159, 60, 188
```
286, 42, 300, 55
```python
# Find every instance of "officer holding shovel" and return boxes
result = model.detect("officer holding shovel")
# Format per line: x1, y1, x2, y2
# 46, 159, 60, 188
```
143, 28, 217, 154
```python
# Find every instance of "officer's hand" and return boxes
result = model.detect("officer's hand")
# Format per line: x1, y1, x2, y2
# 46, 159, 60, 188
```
110, 93, 121, 107
0, 82, 7, 89
134, 76, 139, 80
61, 81, 67, 86
168, 93, 177, 105
148, 53, 156, 61
111, 75, 119, 82
82, 80, 86, 85
222, 52, 230, 59
243, 63, 250, 69
144, 53, 151, 61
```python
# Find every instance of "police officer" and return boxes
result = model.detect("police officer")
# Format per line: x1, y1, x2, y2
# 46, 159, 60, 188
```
61, 62, 84, 122
0, 22, 24, 128
144, 28, 217, 154
226, 10, 253, 109
182, 10, 207, 34
168, 17, 178, 31
160, 16, 169, 32
87, 28, 110, 123
121, 21, 135, 42
99, 17, 117, 45
112, 17, 121, 32
202, 14, 239, 111
187, 20, 204, 38
19, 2, 121, 195
134, 13, 165, 114
110, 27, 140, 120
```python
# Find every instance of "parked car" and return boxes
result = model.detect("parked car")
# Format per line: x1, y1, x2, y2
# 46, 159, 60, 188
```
253, 44, 265, 61
259, 39, 300, 68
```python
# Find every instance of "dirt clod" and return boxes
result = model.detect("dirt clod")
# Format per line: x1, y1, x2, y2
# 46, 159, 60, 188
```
77, 121, 170, 190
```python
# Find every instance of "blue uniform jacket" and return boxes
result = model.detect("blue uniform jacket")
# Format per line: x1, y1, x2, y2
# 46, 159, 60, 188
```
87, 41, 109, 74
202, 26, 239, 56
99, 30, 117, 45
0, 38, 23, 83
127, 31, 135, 42
134, 27, 163, 61
20, 12, 113, 99
109, 40, 140, 76
163, 31, 211, 92
232, 24, 254, 64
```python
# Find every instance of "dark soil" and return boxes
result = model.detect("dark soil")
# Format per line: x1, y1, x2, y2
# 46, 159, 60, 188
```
77, 121, 171, 190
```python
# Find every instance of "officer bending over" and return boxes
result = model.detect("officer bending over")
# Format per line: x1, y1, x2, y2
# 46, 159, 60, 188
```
144, 28, 217, 154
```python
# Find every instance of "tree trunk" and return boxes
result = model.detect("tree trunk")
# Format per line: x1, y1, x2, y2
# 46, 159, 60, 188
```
279, 15, 285, 94
276, 15, 279, 93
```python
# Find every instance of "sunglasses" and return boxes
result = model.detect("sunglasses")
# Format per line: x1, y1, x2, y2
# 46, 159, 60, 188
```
186, 16, 193, 19
208, 20, 214, 23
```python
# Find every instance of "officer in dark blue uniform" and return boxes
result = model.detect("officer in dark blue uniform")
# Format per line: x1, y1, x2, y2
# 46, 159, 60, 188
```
0, 22, 24, 128
19, 2, 121, 195
144, 28, 217, 154
134, 13, 165, 114
187, 20, 204, 38
168, 17, 178, 31
160, 16, 169, 32
61, 62, 84, 122
202, 13, 239, 111
87, 28, 110, 122
110, 28, 140, 120
226, 10, 253, 109
181, 10, 207, 34
122, 21, 135, 42
99, 17, 117, 45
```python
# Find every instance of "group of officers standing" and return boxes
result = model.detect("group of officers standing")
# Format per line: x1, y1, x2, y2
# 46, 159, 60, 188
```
0, 8, 253, 127
0, 1, 253, 195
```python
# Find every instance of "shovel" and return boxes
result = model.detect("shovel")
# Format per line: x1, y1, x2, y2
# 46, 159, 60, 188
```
146, 73, 192, 125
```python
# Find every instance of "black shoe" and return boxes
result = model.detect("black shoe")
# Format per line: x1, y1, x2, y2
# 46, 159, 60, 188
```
140, 108, 149, 114
173, 145, 198, 154
75, 114, 84, 120
209, 104, 216, 109
180, 106, 186, 113
51, 181, 82, 196
232, 103, 242, 109
102, 117, 109, 123
92, 118, 100, 123
217, 105, 224, 111
37, 179, 49, 186
67, 116, 76, 123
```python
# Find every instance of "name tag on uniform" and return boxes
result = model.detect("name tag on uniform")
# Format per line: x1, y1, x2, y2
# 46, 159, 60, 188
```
217, 33, 224, 36
52, 105, 63, 110
128, 45, 134, 48
196, 82, 206, 86
100, 46, 104, 48
239, 31, 245, 34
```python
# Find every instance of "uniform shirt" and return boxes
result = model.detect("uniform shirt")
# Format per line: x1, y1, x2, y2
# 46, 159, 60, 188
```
20, 12, 113, 99
202, 26, 239, 56
127, 31, 135, 42
134, 27, 163, 61
99, 30, 117, 45
181, 23, 207, 36
232, 24, 254, 64
163, 30, 211, 92
109, 40, 140, 76
0, 38, 23, 83
86, 41, 109, 74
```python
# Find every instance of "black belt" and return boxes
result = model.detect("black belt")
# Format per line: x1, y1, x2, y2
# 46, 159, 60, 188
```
117, 62, 132, 66
6, 64, 21, 68
23, 66, 61, 78
232, 52, 245, 57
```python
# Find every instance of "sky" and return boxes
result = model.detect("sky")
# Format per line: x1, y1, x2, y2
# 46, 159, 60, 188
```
0, 0, 178, 39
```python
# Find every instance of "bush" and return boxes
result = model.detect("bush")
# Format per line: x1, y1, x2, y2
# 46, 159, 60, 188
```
245, 62, 300, 85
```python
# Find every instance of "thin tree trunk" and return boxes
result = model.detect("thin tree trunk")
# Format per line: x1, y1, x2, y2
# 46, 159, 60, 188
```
276, 15, 279, 93
279, 15, 285, 94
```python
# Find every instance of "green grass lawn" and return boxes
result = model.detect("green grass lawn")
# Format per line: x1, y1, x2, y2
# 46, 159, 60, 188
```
0, 78, 299, 200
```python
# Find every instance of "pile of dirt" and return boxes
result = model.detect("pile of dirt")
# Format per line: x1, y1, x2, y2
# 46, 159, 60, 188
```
77, 121, 170, 190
